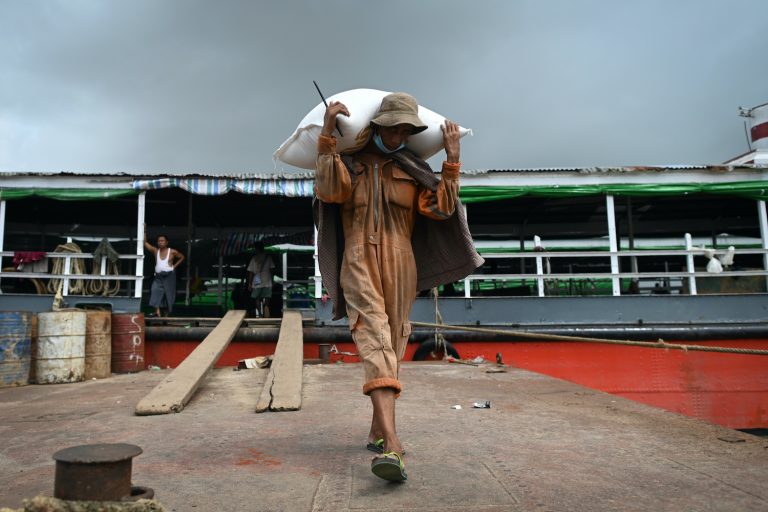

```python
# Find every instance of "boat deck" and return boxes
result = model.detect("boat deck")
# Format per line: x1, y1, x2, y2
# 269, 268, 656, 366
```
1, 363, 766, 511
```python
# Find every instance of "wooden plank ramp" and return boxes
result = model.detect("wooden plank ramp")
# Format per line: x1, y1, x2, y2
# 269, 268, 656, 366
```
135, 310, 246, 415
255, 310, 304, 412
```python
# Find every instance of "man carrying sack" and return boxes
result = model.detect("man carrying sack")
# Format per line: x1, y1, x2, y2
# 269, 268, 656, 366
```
314, 92, 483, 482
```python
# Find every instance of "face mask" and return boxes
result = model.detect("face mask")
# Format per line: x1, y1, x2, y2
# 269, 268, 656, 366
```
373, 131, 405, 154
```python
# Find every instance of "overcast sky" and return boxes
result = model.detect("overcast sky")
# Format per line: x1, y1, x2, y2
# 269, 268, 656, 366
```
1, 0, 766, 174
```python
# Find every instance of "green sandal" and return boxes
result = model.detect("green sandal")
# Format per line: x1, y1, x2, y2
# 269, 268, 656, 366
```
366, 439, 406, 455
366, 438, 385, 454
371, 451, 407, 482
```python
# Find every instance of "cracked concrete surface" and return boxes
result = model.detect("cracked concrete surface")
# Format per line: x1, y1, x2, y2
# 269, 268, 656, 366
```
1, 363, 767, 511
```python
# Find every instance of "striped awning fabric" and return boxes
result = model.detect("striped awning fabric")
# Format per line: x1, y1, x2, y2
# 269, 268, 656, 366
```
219, 232, 312, 256
132, 177, 315, 197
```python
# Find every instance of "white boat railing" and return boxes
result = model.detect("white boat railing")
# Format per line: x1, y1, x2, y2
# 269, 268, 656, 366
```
462, 238, 768, 298
0, 192, 147, 300
0, 251, 144, 297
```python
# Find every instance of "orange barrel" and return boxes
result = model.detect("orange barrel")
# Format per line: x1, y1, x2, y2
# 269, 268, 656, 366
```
85, 311, 111, 379
111, 313, 145, 373
36, 310, 87, 384
0, 312, 33, 388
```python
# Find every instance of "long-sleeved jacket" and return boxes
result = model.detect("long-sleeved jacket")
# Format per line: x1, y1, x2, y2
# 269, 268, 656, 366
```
315, 134, 460, 244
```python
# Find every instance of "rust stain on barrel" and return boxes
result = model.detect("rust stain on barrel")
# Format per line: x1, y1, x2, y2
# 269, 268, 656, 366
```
111, 313, 145, 374
85, 311, 111, 379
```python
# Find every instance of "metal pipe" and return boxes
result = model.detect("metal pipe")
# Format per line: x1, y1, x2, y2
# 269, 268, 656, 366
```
146, 323, 768, 343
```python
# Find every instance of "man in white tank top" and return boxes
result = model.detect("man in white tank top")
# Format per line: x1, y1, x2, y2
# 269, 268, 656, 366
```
144, 227, 185, 317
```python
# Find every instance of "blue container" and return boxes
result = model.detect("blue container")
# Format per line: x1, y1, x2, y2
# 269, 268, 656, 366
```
0, 311, 33, 387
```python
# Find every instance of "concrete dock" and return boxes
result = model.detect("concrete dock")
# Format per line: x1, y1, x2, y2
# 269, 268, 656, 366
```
1, 362, 766, 511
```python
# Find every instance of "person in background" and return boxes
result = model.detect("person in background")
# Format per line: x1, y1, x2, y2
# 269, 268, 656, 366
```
144, 227, 185, 317
247, 242, 275, 317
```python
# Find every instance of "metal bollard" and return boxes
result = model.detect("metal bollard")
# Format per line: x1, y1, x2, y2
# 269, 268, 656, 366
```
318, 343, 331, 364
52, 443, 154, 502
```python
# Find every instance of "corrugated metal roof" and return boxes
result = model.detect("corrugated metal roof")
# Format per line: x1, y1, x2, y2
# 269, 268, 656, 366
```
0, 170, 316, 179
0, 165, 763, 180
462, 164, 762, 175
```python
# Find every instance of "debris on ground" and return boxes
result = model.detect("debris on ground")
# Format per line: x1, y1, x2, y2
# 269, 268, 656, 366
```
446, 356, 480, 366
236, 355, 273, 370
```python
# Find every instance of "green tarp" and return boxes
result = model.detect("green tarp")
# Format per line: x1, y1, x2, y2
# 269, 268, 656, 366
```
459, 181, 768, 203
0, 189, 138, 201
2, 180, 768, 204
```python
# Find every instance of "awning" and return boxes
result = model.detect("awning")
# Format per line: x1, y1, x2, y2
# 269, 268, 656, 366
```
0, 189, 138, 201
132, 177, 314, 197
219, 233, 312, 256
4, 178, 766, 204
459, 181, 768, 204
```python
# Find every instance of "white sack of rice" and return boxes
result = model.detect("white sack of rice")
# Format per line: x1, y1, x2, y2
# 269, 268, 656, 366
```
274, 88, 472, 170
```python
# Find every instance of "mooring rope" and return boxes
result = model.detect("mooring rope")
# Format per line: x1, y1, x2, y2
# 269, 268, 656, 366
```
89, 239, 122, 296
46, 243, 87, 294
86, 260, 120, 296
410, 321, 768, 356
431, 287, 449, 356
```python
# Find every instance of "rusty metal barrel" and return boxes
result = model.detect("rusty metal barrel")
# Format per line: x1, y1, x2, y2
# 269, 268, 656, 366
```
85, 311, 111, 379
0, 312, 33, 388
36, 310, 87, 384
111, 313, 145, 373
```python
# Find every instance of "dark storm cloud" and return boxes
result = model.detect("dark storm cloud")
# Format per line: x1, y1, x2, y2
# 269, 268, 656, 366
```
1, 0, 767, 173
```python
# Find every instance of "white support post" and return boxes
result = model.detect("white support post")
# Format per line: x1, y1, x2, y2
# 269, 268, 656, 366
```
605, 195, 621, 296
758, 200, 768, 290
185, 195, 193, 306
0, 200, 5, 293
313, 227, 322, 299
464, 203, 472, 299
282, 251, 288, 306
535, 255, 544, 297
685, 233, 697, 295
63, 237, 72, 296
135, 192, 145, 298
534, 235, 545, 297
217, 252, 223, 306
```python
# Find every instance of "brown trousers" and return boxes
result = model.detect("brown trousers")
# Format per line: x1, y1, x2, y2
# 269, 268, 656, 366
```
341, 233, 415, 395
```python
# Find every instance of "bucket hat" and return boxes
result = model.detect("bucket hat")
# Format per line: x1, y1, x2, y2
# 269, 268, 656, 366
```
370, 93, 428, 134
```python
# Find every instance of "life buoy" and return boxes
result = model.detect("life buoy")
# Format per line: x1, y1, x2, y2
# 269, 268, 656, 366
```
412, 339, 460, 361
